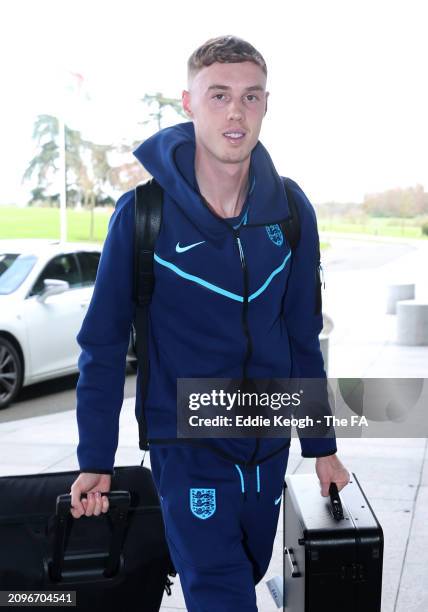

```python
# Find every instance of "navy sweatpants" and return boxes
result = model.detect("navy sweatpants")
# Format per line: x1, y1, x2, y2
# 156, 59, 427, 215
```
149, 443, 290, 612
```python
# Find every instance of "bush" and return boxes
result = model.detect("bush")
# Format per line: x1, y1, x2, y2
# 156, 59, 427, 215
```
421, 222, 428, 237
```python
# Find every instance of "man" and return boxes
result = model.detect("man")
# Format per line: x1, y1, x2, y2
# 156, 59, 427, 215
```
71, 35, 350, 611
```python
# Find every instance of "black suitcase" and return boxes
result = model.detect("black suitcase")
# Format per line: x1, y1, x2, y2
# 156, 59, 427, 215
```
0, 464, 177, 611
283, 472, 383, 611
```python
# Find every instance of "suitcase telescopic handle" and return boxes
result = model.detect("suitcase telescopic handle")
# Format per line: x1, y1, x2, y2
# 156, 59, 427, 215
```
49, 491, 131, 583
329, 482, 344, 520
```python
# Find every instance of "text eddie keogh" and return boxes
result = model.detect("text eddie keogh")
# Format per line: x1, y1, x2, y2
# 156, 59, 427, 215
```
185, 390, 368, 430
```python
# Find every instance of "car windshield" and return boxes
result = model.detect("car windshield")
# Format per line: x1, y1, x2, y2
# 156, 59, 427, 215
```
0, 253, 37, 294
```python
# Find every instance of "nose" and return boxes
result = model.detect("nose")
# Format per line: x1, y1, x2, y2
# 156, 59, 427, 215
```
226, 98, 244, 122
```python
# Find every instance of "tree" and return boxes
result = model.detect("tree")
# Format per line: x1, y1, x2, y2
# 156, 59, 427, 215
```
23, 92, 188, 236
24, 113, 151, 211
362, 185, 428, 218
23, 114, 88, 206
139, 92, 187, 131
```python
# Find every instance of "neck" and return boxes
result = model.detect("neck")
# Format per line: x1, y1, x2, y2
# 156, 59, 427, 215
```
194, 145, 250, 219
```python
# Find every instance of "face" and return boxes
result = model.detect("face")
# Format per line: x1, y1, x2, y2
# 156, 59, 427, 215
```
182, 61, 269, 166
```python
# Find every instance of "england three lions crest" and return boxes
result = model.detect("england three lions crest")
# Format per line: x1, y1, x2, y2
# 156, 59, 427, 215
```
189, 488, 216, 519
266, 224, 284, 246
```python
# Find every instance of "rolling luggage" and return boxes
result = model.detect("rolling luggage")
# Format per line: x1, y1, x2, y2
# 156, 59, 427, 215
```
0, 463, 176, 611
283, 472, 383, 611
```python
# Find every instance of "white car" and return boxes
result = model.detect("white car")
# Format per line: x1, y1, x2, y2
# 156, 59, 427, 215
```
0, 239, 137, 410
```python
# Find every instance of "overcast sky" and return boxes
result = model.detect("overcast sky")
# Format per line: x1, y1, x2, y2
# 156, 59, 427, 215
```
1, 0, 426, 205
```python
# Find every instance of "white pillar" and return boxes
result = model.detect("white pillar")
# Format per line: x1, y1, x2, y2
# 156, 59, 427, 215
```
397, 301, 428, 345
58, 115, 67, 243
386, 283, 415, 314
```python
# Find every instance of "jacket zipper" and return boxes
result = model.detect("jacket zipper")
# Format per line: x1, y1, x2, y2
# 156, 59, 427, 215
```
233, 227, 259, 464
197, 194, 254, 377
198, 195, 264, 465
234, 229, 252, 378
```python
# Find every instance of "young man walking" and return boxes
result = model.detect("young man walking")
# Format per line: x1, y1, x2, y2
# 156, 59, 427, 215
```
71, 35, 350, 611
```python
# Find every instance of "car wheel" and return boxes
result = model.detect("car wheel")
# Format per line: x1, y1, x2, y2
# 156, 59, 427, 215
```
0, 337, 23, 410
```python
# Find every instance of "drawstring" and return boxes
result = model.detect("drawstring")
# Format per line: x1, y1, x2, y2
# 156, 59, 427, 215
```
256, 465, 260, 500
234, 464, 261, 502
234, 464, 247, 501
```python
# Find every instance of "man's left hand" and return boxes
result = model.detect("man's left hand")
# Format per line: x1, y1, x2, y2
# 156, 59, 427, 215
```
315, 454, 350, 497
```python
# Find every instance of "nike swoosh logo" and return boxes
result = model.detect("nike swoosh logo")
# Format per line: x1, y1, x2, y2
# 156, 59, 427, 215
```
176, 241, 205, 253
274, 495, 282, 505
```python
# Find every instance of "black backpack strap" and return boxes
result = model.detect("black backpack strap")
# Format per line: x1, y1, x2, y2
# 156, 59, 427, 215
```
133, 178, 163, 451
281, 177, 322, 314
280, 177, 301, 252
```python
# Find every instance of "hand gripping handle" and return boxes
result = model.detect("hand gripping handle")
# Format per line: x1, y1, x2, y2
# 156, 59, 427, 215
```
49, 491, 130, 583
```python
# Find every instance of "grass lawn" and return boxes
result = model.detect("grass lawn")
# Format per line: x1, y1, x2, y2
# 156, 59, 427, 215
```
318, 216, 428, 239
1, 207, 424, 246
0, 206, 112, 243
1, 206, 333, 249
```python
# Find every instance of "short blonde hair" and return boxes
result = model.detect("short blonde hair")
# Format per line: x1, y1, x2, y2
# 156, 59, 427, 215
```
187, 35, 267, 86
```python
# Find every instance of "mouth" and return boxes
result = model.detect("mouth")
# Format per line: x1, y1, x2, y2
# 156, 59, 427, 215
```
223, 130, 246, 144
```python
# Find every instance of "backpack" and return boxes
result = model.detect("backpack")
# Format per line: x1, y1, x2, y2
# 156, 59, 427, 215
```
130, 177, 303, 451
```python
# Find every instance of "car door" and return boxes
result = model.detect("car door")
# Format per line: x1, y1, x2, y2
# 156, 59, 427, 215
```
23, 252, 89, 378
77, 250, 135, 363
75, 250, 100, 291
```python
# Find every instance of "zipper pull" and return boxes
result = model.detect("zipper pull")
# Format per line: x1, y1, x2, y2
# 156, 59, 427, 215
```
234, 229, 245, 267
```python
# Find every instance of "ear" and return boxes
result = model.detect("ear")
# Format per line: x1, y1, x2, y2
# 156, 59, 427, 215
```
264, 91, 269, 116
182, 90, 193, 118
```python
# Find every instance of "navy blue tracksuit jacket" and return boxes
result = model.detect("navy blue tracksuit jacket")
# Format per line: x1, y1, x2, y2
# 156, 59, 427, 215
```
75, 120, 337, 610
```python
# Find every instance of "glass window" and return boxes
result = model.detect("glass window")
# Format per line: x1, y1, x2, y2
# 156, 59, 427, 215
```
0, 253, 37, 294
30, 254, 81, 295
76, 251, 100, 286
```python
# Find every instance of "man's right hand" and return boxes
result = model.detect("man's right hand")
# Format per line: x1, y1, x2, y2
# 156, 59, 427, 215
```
70, 473, 112, 518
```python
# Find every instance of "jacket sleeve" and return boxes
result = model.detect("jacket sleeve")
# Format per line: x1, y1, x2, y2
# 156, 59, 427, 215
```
75, 190, 136, 475
282, 179, 337, 458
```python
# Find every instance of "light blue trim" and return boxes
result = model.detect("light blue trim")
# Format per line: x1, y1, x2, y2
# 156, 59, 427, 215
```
274, 495, 282, 505
154, 253, 243, 302
232, 207, 249, 230
234, 464, 245, 493
248, 251, 291, 302
154, 250, 291, 304
227, 174, 254, 230
256, 465, 260, 493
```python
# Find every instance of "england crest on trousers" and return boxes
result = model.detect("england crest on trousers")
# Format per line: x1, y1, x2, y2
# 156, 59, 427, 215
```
189, 488, 216, 519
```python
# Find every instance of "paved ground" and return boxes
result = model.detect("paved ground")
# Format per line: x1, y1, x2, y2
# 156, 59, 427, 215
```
0, 366, 137, 424
0, 232, 427, 611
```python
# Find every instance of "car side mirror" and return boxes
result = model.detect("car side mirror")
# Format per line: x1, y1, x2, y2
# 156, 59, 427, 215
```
36, 278, 70, 302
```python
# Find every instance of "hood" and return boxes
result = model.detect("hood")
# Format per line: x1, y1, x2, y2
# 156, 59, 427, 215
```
132, 121, 290, 239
